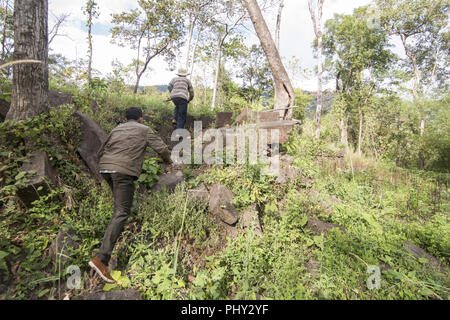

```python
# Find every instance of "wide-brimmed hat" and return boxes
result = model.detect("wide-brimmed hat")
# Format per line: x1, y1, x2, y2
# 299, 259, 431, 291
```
176, 68, 190, 77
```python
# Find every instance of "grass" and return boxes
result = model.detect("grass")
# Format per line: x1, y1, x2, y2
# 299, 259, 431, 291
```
0, 90, 448, 300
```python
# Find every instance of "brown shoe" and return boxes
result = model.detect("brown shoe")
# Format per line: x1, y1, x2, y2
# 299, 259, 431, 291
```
88, 255, 115, 284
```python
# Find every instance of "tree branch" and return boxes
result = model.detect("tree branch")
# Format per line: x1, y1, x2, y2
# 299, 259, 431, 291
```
48, 12, 70, 46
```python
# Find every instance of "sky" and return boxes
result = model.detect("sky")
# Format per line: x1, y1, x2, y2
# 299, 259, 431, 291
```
49, 0, 378, 91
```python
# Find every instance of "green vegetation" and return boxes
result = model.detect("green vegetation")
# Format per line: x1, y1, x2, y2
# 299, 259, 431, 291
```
0, 87, 448, 300
137, 157, 162, 189
0, 0, 448, 301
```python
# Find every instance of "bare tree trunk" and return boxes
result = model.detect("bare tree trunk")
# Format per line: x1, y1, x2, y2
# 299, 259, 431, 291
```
340, 117, 348, 146
203, 67, 207, 106
134, 74, 142, 94
87, 21, 93, 83
133, 37, 168, 95
414, 58, 425, 169
357, 101, 363, 156
6, 0, 49, 121
316, 39, 323, 138
185, 16, 196, 69
273, 0, 284, 109
84, 1, 99, 84
308, 0, 324, 139
410, 55, 421, 101
244, 0, 295, 120
211, 38, 223, 109
210, 9, 245, 108
415, 59, 425, 170
1, 0, 9, 61
189, 25, 201, 77
401, 33, 425, 169
133, 37, 142, 94
134, 57, 152, 94
275, 0, 284, 50
419, 118, 425, 170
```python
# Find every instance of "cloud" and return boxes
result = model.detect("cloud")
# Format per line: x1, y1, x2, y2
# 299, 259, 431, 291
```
49, 0, 382, 89
49, 0, 137, 25
49, 23, 176, 87
279, 0, 373, 69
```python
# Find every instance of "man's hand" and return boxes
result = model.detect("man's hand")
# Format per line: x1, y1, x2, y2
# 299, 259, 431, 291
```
160, 149, 172, 165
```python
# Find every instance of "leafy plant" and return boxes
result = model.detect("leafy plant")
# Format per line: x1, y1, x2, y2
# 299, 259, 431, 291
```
0, 250, 8, 273
137, 157, 161, 188
103, 270, 131, 292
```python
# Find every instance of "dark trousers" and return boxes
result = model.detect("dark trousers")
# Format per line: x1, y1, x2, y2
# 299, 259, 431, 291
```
172, 98, 188, 129
97, 173, 136, 266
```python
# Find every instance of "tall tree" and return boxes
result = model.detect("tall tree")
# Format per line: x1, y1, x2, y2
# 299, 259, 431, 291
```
375, 0, 449, 168
323, 9, 393, 153
181, 0, 213, 72
210, 0, 247, 109
308, 0, 324, 139
243, 0, 295, 120
6, 0, 48, 121
376, 0, 449, 100
238, 44, 273, 106
83, 0, 99, 83
210, 22, 246, 109
111, 0, 184, 94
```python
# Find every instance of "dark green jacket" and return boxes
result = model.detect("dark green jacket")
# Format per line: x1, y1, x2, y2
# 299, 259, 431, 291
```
98, 120, 170, 177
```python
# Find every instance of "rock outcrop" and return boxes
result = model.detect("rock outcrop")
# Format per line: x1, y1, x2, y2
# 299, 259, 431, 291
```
74, 112, 107, 182
48, 90, 74, 108
216, 112, 233, 128
305, 216, 345, 236
189, 183, 210, 202
235, 108, 280, 125
209, 184, 239, 226
151, 171, 184, 193
307, 189, 342, 216
239, 204, 263, 237
16, 150, 58, 207
0, 98, 9, 121
403, 241, 446, 274
263, 154, 301, 184
48, 230, 80, 265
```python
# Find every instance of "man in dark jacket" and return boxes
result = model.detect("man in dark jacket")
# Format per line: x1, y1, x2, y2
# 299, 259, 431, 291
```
168, 68, 195, 129
89, 107, 171, 283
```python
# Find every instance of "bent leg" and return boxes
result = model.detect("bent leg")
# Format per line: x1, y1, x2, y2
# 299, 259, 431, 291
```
176, 99, 188, 129
173, 101, 179, 124
97, 173, 135, 266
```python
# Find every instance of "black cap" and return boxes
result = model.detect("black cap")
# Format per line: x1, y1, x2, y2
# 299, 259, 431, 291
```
125, 107, 143, 120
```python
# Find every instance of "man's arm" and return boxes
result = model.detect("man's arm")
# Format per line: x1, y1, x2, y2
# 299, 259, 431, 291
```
168, 78, 174, 93
97, 133, 111, 161
147, 128, 172, 164
187, 79, 194, 102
